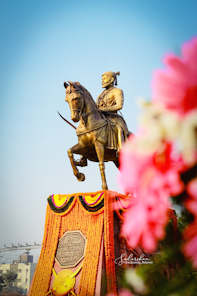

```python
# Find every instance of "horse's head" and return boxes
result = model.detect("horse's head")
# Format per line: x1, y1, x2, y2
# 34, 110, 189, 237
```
64, 81, 84, 122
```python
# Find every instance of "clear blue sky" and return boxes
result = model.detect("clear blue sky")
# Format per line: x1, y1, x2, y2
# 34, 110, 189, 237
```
0, 0, 196, 263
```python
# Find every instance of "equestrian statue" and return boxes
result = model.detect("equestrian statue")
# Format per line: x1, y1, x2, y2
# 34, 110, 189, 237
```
62, 71, 131, 190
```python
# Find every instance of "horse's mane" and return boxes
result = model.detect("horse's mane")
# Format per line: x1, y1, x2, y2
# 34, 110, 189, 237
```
73, 82, 98, 108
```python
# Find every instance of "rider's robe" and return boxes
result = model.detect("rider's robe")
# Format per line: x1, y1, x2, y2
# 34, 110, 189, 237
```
94, 112, 129, 150
102, 112, 130, 150
96, 87, 130, 150
76, 112, 129, 151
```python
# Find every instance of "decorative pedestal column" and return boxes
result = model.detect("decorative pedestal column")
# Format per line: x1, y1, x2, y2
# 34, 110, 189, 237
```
28, 190, 129, 296
27, 191, 177, 296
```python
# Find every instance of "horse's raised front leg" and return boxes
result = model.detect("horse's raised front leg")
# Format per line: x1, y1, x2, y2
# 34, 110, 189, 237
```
94, 141, 108, 190
67, 143, 85, 181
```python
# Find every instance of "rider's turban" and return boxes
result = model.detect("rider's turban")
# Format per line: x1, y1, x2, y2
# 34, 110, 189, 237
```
102, 71, 120, 85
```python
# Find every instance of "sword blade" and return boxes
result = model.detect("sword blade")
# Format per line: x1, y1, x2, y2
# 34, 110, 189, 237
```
57, 111, 76, 129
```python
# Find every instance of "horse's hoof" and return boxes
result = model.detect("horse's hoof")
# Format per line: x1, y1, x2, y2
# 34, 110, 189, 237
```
102, 184, 108, 191
77, 173, 85, 182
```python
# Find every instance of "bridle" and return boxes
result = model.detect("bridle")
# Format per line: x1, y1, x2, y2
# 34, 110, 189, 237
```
69, 90, 103, 125
69, 91, 84, 114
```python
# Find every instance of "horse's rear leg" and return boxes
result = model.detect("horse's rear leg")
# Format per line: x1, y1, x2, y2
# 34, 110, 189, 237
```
94, 141, 108, 190
74, 155, 87, 167
68, 144, 85, 181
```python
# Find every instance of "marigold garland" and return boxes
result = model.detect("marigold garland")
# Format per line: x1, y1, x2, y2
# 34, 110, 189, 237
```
104, 191, 118, 295
47, 192, 105, 214
79, 195, 104, 212
82, 191, 104, 205
47, 195, 76, 214
29, 191, 107, 296
52, 194, 68, 208
29, 204, 61, 296
58, 193, 104, 295
114, 195, 132, 220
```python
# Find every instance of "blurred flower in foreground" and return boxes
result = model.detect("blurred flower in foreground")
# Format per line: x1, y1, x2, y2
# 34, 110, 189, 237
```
179, 110, 197, 165
139, 101, 179, 152
118, 37, 197, 254
182, 178, 197, 267
152, 37, 197, 117
118, 139, 183, 251
125, 269, 148, 294
117, 36, 197, 296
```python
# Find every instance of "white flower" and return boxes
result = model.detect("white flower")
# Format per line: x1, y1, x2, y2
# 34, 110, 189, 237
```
179, 110, 197, 165
125, 269, 148, 294
126, 100, 180, 155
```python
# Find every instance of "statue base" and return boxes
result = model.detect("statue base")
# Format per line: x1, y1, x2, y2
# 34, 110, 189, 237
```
27, 190, 177, 296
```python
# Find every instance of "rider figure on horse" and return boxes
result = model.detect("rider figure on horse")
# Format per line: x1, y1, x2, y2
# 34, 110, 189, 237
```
97, 71, 123, 114
97, 71, 130, 155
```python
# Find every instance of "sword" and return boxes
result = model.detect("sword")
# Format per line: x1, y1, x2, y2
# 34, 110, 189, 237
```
57, 111, 76, 130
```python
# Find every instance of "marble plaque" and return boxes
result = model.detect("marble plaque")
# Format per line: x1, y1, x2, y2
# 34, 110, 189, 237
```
55, 230, 87, 268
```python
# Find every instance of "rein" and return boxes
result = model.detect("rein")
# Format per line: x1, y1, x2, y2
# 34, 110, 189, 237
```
71, 95, 104, 123
80, 109, 104, 126
81, 109, 101, 118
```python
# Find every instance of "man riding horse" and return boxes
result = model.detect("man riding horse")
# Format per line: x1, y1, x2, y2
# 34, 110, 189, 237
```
75, 71, 130, 167
97, 71, 130, 154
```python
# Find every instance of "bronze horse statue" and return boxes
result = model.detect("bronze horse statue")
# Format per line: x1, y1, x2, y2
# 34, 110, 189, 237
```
64, 81, 129, 190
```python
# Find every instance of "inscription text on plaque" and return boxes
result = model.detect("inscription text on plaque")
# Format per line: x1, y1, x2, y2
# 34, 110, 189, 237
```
55, 230, 87, 268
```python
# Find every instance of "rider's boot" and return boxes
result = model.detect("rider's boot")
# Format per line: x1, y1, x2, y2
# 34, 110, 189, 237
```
116, 125, 124, 157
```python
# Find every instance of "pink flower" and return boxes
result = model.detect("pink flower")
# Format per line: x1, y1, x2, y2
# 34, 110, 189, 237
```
118, 139, 183, 252
152, 37, 197, 117
183, 226, 197, 267
185, 178, 197, 219
182, 178, 197, 267
121, 194, 170, 251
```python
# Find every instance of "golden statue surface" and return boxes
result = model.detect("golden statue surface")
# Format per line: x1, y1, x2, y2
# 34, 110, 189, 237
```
63, 71, 130, 190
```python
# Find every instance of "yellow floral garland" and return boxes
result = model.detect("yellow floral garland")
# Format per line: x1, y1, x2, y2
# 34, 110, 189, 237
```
104, 191, 117, 295
30, 204, 62, 296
